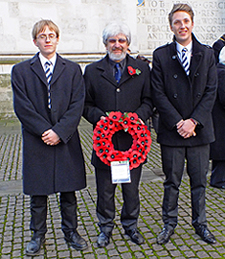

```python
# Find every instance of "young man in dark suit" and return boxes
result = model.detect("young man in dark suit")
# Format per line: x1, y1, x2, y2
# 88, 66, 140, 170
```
11, 19, 87, 255
83, 22, 153, 247
151, 4, 217, 245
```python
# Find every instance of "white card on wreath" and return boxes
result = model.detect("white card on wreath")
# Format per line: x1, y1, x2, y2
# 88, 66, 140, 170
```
110, 160, 131, 184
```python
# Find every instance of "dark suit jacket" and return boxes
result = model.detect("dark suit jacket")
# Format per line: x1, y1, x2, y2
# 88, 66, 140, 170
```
83, 54, 153, 169
210, 63, 225, 160
151, 34, 217, 147
11, 53, 86, 195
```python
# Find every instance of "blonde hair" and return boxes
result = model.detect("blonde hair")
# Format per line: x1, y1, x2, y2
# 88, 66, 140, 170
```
32, 19, 59, 40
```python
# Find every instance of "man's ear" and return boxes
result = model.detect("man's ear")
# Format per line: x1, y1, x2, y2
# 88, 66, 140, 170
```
33, 39, 38, 47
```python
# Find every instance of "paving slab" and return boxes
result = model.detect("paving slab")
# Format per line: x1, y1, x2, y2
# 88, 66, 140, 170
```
0, 118, 224, 259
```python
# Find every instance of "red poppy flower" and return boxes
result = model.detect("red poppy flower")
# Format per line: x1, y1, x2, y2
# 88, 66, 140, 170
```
127, 66, 141, 76
107, 119, 117, 129
108, 111, 123, 122
93, 138, 109, 151
126, 112, 139, 122
121, 117, 131, 130
131, 124, 142, 132
129, 151, 141, 169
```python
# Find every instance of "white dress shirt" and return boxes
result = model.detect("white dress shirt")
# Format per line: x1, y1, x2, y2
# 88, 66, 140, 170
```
176, 41, 192, 75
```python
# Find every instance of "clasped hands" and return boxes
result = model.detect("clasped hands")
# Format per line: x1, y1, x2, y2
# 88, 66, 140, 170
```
42, 129, 61, 146
176, 119, 196, 139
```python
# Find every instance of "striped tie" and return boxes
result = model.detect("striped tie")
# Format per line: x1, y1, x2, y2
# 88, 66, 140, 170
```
44, 61, 52, 109
181, 48, 189, 75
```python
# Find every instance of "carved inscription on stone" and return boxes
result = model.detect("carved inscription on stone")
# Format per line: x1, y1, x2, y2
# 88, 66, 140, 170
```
137, 0, 225, 53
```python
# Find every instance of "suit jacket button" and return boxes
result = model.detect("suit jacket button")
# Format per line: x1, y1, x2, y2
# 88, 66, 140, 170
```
173, 74, 178, 78
194, 73, 199, 77
173, 93, 178, 98
116, 88, 120, 92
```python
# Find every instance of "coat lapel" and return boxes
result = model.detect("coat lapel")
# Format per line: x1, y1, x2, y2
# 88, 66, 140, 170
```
189, 36, 204, 80
50, 54, 66, 85
119, 55, 137, 85
30, 54, 47, 86
169, 41, 188, 73
97, 56, 117, 86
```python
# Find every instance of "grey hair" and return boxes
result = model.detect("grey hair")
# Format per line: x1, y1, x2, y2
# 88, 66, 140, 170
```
219, 46, 225, 64
102, 22, 131, 45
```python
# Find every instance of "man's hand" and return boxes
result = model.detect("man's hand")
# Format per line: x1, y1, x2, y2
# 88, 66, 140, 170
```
176, 119, 184, 129
177, 119, 196, 139
42, 129, 61, 146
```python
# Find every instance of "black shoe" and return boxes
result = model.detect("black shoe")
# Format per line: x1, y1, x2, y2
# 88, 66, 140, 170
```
65, 231, 88, 250
125, 229, 144, 245
195, 226, 216, 244
157, 227, 174, 245
26, 236, 45, 256
97, 232, 111, 248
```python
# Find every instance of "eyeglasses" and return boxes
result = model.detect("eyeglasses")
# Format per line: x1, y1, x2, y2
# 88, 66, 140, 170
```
108, 38, 127, 44
37, 33, 57, 41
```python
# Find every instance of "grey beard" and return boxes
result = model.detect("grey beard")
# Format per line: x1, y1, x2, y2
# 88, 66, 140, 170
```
108, 51, 127, 61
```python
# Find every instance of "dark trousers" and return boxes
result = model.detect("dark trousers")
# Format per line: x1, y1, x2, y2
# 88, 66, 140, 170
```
30, 192, 77, 237
160, 144, 209, 230
210, 160, 225, 188
95, 165, 142, 234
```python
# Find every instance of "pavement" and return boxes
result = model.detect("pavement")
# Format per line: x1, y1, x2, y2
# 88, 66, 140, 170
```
0, 118, 225, 259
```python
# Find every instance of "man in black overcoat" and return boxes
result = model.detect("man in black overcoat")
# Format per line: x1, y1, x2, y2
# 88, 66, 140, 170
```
210, 46, 225, 188
83, 22, 153, 247
11, 20, 87, 255
151, 4, 217, 245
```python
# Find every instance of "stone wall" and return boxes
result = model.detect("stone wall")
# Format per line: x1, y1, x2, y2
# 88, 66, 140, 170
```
0, 0, 137, 55
137, 0, 225, 52
0, 0, 225, 119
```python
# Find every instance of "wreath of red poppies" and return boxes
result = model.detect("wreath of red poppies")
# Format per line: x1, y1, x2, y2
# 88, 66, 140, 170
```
93, 111, 152, 170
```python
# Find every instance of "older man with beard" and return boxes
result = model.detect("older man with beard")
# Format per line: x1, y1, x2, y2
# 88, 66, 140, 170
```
83, 22, 153, 247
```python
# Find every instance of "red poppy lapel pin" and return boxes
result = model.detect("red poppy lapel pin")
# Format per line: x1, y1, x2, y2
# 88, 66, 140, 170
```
127, 66, 141, 76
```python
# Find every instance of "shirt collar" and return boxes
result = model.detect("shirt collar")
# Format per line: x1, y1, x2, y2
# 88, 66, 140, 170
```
176, 41, 193, 54
39, 53, 57, 68
108, 57, 126, 71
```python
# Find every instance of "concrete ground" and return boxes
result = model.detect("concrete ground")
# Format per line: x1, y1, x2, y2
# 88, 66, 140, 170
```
0, 118, 224, 259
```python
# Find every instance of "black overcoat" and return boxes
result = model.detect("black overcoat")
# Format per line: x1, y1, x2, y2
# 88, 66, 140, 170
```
151, 34, 217, 147
11, 53, 86, 195
83, 54, 153, 169
210, 63, 225, 160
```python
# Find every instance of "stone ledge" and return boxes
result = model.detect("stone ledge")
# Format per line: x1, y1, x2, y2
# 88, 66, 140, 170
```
0, 52, 107, 64
0, 52, 153, 73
